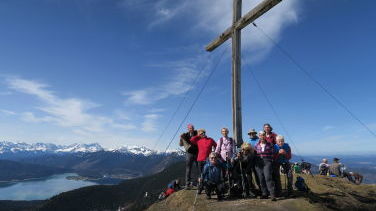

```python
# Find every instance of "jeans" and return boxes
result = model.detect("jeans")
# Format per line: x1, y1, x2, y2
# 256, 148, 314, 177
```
273, 162, 293, 195
185, 153, 198, 185
255, 158, 275, 197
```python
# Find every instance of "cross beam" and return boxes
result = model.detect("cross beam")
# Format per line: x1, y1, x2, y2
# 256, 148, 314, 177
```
206, 0, 282, 52
205, 0, 282, 147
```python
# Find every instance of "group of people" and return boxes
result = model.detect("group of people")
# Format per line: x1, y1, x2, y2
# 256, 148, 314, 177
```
319, 158, 363, 185
179, 123, 293, 201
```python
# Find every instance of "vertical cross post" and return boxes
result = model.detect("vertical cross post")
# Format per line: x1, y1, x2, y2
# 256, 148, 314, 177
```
232, 0, 243, 147
205, 0, 282, 148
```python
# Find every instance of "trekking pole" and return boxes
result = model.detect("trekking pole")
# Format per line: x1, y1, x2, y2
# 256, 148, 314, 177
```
193, 174, 202, 211
238, 154, 247, 198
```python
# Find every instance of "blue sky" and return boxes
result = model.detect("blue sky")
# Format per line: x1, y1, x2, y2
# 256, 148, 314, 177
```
0, 0, 375, 155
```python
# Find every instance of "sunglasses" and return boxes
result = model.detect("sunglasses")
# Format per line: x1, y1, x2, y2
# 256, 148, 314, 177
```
209, 157, 216, 160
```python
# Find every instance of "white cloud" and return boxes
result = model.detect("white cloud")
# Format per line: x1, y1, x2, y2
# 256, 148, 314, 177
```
146, 0, 300, 62
123, 0, 300, 105
141, 114, 160, 132
0, 109, 16, 115
123, 60, 200, 105
5, 77, 136, 134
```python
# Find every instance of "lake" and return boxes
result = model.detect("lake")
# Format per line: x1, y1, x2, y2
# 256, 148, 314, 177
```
0, 173, 122, 200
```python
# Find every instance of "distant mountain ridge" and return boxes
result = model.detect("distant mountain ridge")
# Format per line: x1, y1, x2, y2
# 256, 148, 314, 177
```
0, 141, 173, 156
0, 141, 184, 182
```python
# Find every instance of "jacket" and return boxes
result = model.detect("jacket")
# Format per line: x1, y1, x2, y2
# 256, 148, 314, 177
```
215, 136, 234, 161
190, 135, 217, 161
273, 143, 292, 164
265, 132, 277, 145
202, 160, 227, 184
255, 141, 274, 160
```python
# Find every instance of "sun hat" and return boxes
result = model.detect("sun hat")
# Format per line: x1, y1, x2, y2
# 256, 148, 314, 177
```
247, 128, 257, 135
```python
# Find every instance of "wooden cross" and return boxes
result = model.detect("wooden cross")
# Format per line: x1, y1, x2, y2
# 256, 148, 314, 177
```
205, 0, 282, 147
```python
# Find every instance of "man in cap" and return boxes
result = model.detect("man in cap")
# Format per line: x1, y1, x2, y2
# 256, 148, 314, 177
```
329, 158, 342, 177
179, 124, 198, 189
246, 128, 259, 148
245, 128, 260, 191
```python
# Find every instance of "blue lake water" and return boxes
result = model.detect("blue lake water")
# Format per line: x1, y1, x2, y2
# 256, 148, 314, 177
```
0, 173, 120, 200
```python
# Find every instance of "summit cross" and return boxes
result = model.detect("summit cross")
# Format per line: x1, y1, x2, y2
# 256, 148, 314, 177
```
205, 0, 282, 147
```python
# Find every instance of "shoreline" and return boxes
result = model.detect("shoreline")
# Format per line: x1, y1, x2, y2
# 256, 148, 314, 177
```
0, 173, 75, 184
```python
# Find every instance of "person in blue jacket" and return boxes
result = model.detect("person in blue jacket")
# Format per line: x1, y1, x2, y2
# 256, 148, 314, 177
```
200, 152, 228, 200
273, 135, 293, 197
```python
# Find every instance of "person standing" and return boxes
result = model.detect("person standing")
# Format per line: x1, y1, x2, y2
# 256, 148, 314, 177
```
215, 127, 235, 161
254, 131, 276, 201
246, 128, 259, 148
263, 123, 277, 145
190, 129, 217, 174
190, 129, 217, 193
179, 124, 198, 189
245, 128, 261, 192
232, 143, 257, 197
273, 135, 293, 196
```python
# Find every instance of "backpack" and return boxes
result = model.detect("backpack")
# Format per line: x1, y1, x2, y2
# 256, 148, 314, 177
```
295, 176, 309, 192
218, 137, 234, 157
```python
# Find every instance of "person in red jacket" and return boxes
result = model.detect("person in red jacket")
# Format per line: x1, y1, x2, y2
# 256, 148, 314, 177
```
190, 129, 217, 172
263, 123, 277, 145
190, 129, 217, 194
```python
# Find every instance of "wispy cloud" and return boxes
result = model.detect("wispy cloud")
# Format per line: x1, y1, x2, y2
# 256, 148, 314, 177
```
141, 114, 160, 132
123, 58, 204, 105
0, 109, 16, 115
5, 77, 137, 134
143, 0, 300, 62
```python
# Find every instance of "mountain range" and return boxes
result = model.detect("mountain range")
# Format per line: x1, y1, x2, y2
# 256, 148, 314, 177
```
0, 141, 184, 182
0, 141, 165, 155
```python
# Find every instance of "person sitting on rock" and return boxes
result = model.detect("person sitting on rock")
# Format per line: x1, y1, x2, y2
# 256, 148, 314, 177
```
159, 179, 181, 200
349, 172, 364, 185
167, 179, 181, 191
200, 152, 227, 200
319, 158, 330, 176
329, 158, 343, 177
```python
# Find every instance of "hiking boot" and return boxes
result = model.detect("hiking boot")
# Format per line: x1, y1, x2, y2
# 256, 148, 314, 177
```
248, 191, 256, 198
206, 194, 211, 199
217, 195, 223, 201
271, 196, 277, 201
197, 188, 202, 194
287, 191, 295, 198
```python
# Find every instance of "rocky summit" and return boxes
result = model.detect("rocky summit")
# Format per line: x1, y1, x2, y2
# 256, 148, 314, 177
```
148, 175, 376, 211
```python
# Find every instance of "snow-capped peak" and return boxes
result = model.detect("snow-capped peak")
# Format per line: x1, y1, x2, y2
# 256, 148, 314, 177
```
111, 145, 156, 156
0, 141, 103, 154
